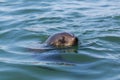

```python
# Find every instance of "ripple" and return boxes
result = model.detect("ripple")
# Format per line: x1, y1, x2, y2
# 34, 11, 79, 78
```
113, 15, 120, 20
0, 0, 120, 80
98, 35, 120, 43
9, 7, 51, 15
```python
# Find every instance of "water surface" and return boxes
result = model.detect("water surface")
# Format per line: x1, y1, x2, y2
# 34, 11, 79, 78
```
0, 0, 120, 80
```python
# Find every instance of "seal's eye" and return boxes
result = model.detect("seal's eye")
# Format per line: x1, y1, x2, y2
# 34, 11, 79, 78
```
58, 36, 65, 43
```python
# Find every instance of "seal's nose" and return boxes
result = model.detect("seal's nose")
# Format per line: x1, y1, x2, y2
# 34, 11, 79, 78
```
73, 37, 78, 45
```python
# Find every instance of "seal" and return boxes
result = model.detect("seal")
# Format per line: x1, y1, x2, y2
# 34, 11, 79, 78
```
45, 32, 78, 47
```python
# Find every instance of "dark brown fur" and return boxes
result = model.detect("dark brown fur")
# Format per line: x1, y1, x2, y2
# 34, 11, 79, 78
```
45, 32, 78, 47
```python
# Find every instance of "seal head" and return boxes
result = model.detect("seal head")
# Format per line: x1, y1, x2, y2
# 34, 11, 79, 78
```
45, 32, 78, 47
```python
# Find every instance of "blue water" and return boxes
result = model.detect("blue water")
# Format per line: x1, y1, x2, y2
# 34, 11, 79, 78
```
0, 0, 120, 80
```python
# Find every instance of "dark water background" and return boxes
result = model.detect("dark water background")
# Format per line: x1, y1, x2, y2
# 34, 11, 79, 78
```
0, 0, 120, 80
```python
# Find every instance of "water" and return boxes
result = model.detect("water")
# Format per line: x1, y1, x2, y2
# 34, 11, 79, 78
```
0, 0, 120, 80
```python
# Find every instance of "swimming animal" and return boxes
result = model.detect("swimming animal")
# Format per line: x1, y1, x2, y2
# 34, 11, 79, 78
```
45, 32, 78, 47
27, 32, 78, 52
